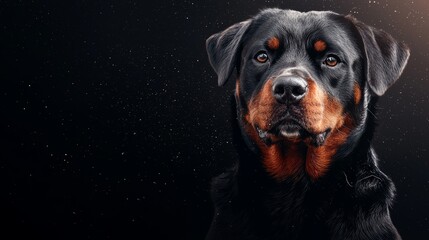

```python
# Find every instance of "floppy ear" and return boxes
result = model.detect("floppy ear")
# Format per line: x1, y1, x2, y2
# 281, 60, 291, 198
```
348, 16, 410, 96
206, 20, 251, 86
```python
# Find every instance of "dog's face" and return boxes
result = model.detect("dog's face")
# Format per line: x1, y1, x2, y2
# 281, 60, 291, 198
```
237, 11, 363, 144
206, 9, 409, 180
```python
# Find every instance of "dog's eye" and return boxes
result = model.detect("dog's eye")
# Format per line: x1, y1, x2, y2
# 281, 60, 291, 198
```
324, 55, 340, 67
255, 51, 269, 63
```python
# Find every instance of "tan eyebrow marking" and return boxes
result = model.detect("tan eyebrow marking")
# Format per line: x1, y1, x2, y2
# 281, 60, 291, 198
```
267, 37, 280, 50
314, 40, 327, 52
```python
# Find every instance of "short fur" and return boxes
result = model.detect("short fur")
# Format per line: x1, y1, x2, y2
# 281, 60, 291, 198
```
206, 9, 409, 240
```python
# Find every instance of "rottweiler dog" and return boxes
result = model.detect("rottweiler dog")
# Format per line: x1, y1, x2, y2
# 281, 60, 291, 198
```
205, 9, 410, 240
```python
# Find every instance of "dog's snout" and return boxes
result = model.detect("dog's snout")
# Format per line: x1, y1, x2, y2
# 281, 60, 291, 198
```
272, 76, 308, 103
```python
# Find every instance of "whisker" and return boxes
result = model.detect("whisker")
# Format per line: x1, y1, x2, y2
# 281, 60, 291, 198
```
367, 109, 378, 119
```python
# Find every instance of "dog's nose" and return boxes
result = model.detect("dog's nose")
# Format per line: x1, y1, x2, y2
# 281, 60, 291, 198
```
272, 76, 308, 103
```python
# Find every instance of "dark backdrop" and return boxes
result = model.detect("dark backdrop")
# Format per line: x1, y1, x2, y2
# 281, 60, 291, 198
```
1, 0, 428, 239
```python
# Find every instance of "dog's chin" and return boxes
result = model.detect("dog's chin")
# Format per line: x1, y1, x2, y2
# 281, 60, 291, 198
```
256, 121, 331, 147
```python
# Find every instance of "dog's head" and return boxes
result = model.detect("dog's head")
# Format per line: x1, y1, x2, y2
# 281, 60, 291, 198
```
206, 9, 409, 180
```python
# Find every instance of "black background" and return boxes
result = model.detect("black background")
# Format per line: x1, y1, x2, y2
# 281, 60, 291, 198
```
1, 0, 428, 239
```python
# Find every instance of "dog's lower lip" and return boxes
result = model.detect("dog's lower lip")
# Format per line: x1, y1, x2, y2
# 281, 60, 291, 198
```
280, 130, 300, 138
279, 125, 301, 137
274, 119, 303, 134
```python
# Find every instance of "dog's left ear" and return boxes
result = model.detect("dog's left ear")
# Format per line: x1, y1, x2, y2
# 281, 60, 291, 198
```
347, 16, 410, 96
206, 20, 251, 86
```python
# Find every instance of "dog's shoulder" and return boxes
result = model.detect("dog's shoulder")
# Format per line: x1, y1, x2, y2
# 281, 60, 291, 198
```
354, 166, 396, 206
335, 152, 396, 208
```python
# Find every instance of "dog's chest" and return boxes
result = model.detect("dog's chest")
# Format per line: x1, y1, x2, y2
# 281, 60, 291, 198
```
228, 180, 338, 239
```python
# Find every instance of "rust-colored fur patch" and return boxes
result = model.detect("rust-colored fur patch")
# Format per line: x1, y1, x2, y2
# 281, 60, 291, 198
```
236, 80, 240, 98
267, 37, 280, 50
301, 80, 344, 134
302, 80, 350, 180
244, 78, 353, 181
245, 78, 304, 179
354, 83, 362, 105
305, 115, 354, 180
314, 40, 327, 52
247, 78, 278, 131
243, 114, 305, 180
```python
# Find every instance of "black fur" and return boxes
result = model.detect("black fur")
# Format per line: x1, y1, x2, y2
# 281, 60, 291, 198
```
205, 9, 409, 240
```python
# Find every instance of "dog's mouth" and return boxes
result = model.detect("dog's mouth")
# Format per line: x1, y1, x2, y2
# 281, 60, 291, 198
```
255, 119, 331, 147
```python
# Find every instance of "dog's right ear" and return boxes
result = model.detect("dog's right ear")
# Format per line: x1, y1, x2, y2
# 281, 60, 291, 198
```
346, 15, 410, 96
206, 20, 251, 86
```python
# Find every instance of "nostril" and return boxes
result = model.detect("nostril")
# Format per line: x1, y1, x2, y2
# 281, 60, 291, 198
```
274, 84, 286, 96
291, 85, 307, 97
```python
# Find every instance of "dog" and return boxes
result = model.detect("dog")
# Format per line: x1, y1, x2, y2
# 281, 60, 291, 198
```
205, 9, 410, 240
